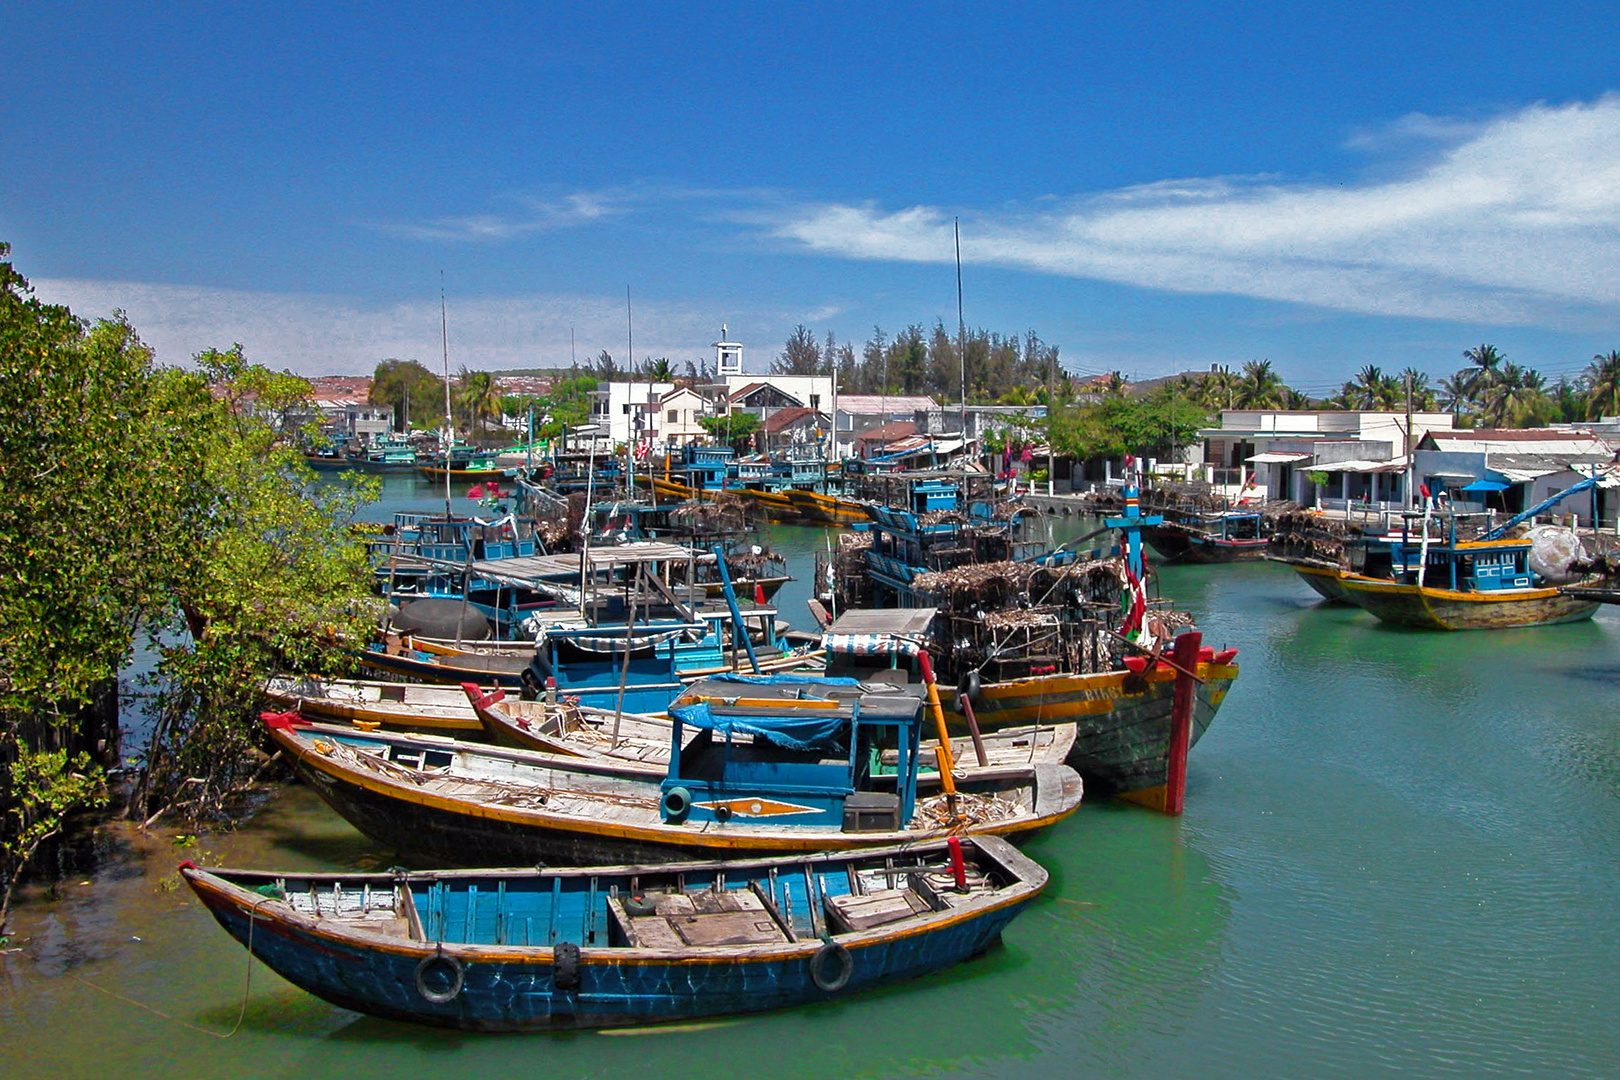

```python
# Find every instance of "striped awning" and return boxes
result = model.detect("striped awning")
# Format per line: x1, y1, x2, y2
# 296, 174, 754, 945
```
822, 633, 923, 658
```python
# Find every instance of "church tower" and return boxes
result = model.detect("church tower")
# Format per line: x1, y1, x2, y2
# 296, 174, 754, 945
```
714, 326, 743, 377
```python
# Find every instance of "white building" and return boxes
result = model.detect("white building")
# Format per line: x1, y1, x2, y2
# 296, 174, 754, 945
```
650, 386, 709, 447
589, 381, 676, 446
1197, 410, 1457, 507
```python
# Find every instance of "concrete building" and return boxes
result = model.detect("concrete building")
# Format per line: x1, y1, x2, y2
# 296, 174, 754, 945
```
1413, 429, 1618, 525
650, 386, 709, 447
1196, 410, 1457, 507
589, 381, 676, 446
832, 394, 937, 459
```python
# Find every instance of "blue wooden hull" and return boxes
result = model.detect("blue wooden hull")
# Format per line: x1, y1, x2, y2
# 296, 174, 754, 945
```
194, 897, 1027, 1030
183, 840, 1045, 1031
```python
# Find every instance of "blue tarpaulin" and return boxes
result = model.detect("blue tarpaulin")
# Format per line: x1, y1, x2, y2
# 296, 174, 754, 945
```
705, 673, 863, 688
670, 700, 849, 753
1461, 479, 1510, 492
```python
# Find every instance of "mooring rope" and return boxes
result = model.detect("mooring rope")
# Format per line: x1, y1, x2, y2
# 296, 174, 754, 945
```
67, 895, 270, 1040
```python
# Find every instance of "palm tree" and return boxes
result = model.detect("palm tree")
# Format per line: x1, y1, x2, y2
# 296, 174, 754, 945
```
1437, 372, 1471, 421
1584, 350, 1620, 419
1350, 365, 1389, 410
1199, 367, 1237, 411
1462, 343, 1505, 397
643, 357, 676, 383
455, 367, 503, 433
1478, 362, 1549, 427
1398, 368, 1438, 411
1236, 359, 1285, 408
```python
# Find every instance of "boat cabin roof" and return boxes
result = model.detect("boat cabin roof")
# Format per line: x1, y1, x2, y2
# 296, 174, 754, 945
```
824, 608, 938, 637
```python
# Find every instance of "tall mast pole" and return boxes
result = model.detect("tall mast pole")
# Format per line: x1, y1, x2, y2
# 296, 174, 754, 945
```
956, 218, 966, 457
440, 270, 452, 517
626, 286, 635, 499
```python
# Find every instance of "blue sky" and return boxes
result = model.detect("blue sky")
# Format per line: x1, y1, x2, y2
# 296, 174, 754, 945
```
7, 2, 1620, 395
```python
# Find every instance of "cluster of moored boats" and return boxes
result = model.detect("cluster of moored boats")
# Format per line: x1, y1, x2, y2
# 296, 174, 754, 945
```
1085, 475, 1620, 631
185, 450, 1243, 1031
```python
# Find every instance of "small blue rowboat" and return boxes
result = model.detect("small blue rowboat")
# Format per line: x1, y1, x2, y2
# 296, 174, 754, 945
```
180, 835, 1047, 1031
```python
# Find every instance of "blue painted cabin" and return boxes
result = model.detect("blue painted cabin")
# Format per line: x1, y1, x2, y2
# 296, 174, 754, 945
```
661, 674, 924, 831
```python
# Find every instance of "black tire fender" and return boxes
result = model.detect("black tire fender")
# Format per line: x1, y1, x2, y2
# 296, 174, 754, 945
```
553, 941, 582, 991
810, 941, 853, 993
415, 950, 465, 1004
957, 669, 981, 701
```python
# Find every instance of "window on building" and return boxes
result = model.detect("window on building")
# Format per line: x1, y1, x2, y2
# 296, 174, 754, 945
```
810, 394, 820, 409
668, 409, 678, 422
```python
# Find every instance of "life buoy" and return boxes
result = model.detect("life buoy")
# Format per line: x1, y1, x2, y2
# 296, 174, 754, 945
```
415, 950, 464, 1004
661, 786, 692, 823
810, 941, 853, 992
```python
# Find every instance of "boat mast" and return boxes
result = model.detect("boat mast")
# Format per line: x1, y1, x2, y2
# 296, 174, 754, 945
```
956, 217, 966, 459
441, 271, 452, 517
626, 286, 636, 500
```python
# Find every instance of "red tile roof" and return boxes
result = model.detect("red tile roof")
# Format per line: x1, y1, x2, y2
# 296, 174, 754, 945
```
762, 406, 827, 433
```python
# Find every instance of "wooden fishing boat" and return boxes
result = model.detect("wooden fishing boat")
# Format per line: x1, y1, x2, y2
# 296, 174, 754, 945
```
464, 685, 679, 764
357, 634, 538, 688
265, 687, 1082, 867
1143, 509, 1269, 563
820, 608, 1237, 802
180, 835, 1047, 1031
1331, 482, 1607, 630
1335, 572, 1597, 630
783, 487, 868, 525
472, 681, 1078, 777
264, 676, 487, 736
417, 461, 508, 482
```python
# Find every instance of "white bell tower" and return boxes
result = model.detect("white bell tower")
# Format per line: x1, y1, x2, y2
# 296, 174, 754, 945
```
714, 325, 743, 377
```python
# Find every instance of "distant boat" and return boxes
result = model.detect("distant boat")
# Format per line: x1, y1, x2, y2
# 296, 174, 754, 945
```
1332, 476, 1607, 630
180, 834, 1048, 1031
1143, 508, 1270, 563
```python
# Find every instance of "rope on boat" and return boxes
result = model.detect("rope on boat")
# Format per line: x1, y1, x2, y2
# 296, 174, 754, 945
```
67, 895, 272, 1039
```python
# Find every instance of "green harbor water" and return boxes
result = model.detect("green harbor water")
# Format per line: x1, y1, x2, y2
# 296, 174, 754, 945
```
5, 474, 1619, 1078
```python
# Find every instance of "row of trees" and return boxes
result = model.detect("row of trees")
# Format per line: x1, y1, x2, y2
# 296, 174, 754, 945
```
770, 322, 1066, 402
0, 245, 378, 930
1150, 346, 1620, 429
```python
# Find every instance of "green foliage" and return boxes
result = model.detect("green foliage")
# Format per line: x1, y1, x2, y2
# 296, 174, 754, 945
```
369, 359, 444, 431
137, 347, 382, 821
1, 748, 105, 927
455, 367, 502, 433
699, 412, 762, 452
1046, 388, 1211, 461
536, 375, 598, 439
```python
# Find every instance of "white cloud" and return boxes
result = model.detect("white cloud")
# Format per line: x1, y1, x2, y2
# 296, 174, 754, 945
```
768, 95, 1620, 328
32, 278, 728, 375
373, 190, 629, 243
